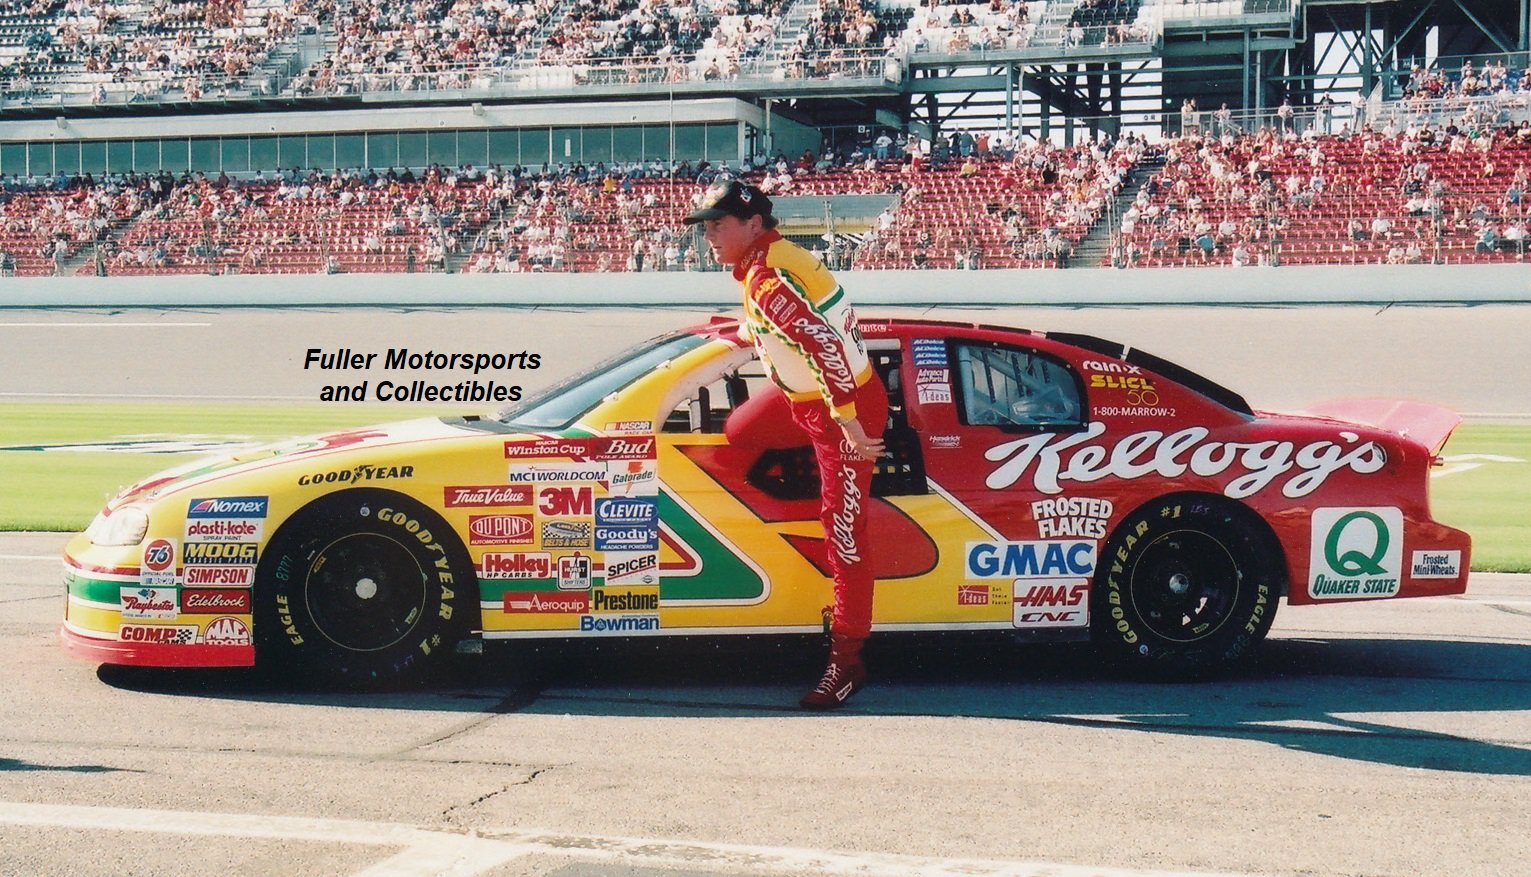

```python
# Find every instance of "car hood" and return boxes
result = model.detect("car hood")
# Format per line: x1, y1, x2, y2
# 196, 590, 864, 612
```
107, 416, 499, 510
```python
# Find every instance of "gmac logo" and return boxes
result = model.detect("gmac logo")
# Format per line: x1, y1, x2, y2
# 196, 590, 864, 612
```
965, 540, 1096, 579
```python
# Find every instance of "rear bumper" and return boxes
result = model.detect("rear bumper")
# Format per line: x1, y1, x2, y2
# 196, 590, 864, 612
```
59, 623, 254, 668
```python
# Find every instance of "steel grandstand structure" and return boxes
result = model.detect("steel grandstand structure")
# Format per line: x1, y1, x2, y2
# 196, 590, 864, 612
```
0, 0, 1525, 275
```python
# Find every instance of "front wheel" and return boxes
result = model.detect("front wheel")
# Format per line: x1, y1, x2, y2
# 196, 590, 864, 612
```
254, 488, 475, 688
1091, 494, 1282, 678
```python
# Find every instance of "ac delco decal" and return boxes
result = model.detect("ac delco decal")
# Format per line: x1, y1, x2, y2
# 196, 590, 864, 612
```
182, 589, 252, 614
984, 422, 1387, 499
182, 566, 255, 587
187, 496, 268, 518
468, 514, 534, 546
502, 592, 590, 614
182, 542, 258, 565
444, 485, 532, 508
504, 437, 655, 461
480, 552, 552, 579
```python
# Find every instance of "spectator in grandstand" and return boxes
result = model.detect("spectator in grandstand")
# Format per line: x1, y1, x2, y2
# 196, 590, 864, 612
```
1370, 214, 1393, 240
1475, 223, 1499, 254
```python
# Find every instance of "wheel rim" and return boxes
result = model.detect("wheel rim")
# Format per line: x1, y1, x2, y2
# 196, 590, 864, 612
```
304, 533, 426, 652
1127, 529, 1241, 643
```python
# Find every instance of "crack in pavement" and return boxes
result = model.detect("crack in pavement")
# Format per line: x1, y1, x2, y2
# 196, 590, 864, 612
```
438, 767, 560, 824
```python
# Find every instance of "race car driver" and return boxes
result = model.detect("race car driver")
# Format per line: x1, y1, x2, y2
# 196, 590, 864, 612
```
684, 181, 888, 710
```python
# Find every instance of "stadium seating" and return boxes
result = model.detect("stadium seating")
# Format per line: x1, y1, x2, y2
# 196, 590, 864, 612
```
3, 128, 1528, 276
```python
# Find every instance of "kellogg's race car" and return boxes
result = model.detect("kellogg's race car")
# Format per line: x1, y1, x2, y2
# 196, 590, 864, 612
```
62, 317, 1471, 684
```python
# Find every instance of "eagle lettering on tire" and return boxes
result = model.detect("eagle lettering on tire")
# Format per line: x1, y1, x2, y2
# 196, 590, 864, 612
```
255, 488, 475, 687
1091, 493, 1283, 677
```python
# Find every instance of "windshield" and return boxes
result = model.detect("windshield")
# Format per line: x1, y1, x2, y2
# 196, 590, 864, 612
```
494, 332, 707, 430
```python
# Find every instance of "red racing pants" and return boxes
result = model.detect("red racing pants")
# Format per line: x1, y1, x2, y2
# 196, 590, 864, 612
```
725, 377, 888, 640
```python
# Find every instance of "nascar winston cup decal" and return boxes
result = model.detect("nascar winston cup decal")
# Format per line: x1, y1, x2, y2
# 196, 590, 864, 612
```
1308, 507, 1404, 599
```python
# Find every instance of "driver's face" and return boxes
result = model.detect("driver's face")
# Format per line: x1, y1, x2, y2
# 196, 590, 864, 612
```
702, 215, 762, 265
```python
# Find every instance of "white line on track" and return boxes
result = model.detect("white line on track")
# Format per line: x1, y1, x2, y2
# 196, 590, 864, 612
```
0, 555, 60, 561
0, 800, 1270, 877
0, 322, 210, 328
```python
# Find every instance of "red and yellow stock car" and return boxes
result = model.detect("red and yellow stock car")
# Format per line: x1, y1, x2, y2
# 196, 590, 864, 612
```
62, 317, 1471, 685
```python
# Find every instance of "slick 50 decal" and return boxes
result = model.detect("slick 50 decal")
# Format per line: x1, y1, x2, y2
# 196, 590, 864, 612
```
985, 422, 1386, 499
1308, 507, 1404, 599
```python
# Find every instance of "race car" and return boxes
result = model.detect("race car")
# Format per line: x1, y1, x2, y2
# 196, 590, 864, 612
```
61, 317, 1472, 684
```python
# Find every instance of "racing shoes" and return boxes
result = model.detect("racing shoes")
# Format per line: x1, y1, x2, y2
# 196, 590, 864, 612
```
800, 634, 866, 710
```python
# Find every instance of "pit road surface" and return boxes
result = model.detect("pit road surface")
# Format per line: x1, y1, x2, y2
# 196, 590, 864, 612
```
2, 533, 1530, 876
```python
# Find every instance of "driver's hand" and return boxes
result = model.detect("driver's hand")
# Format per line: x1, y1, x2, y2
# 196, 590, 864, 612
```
839, 417, 886, 461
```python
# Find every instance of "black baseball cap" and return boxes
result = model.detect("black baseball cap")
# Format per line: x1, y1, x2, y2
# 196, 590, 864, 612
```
683, 181, 776, 227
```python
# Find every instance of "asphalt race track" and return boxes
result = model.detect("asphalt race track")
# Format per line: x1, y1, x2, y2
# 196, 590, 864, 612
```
2, 303, 1529, 876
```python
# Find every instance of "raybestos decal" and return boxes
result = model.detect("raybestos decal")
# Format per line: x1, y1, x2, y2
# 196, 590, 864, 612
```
984, 422, 1386, 499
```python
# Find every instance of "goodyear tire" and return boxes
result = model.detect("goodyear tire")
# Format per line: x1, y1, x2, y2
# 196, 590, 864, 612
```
1091, 494, 1281, 678
254, 488, 475, 688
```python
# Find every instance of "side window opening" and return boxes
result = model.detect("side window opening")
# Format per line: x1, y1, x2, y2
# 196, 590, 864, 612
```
745, 349, 928, 499
954, 343, 1084, 430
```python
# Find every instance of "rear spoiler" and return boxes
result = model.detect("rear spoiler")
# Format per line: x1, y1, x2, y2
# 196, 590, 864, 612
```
1304, 399, 1463, 455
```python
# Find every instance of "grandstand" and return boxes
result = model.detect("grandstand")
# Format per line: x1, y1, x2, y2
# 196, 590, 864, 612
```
0, 0, 1526, 276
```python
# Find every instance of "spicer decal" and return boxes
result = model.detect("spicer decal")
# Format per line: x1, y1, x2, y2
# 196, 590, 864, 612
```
480, 551, 552, 580
1308, 507, 1404, 599
966, 540, 1097, 579
603, 552, 659, 585
444, 485, 532, 508
985, 422, 1387, 499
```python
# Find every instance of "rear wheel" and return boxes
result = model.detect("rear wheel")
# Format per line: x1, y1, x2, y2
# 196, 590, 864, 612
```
1091, 494, 1281, 678
255, 488, 475, 688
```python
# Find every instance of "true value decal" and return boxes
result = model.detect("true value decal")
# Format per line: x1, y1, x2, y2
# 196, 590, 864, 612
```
1308, 507, 1404, 599
984, 422, 1386, 499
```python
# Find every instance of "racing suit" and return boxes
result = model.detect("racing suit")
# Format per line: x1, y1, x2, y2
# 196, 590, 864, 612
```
726, 230, 887, 640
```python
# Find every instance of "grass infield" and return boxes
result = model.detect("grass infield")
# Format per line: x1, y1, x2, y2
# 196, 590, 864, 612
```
2, 402, 1526, 571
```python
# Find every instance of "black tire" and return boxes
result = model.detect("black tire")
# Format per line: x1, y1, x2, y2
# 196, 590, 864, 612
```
1091, 494, 1282, 678
254, 488, 475, 688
